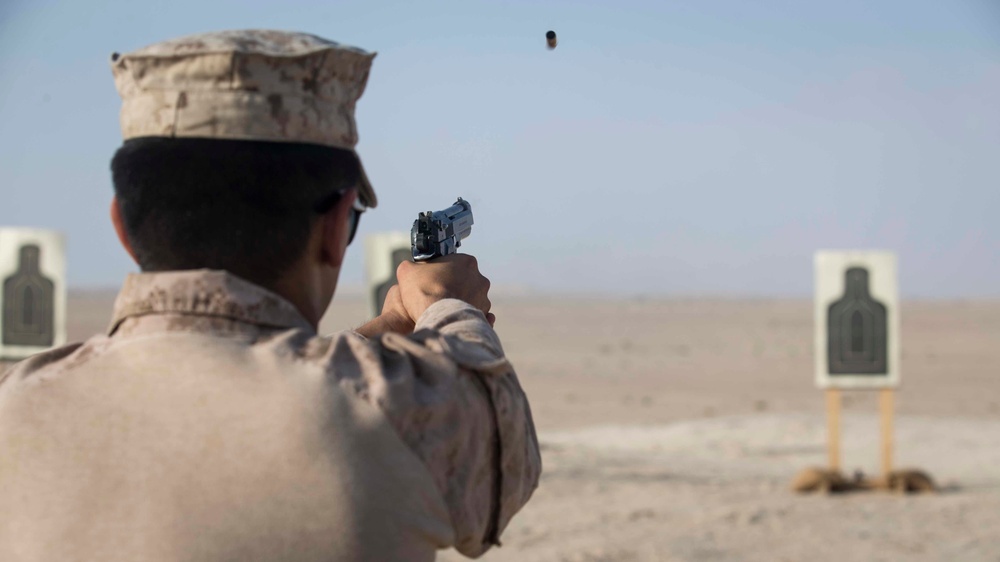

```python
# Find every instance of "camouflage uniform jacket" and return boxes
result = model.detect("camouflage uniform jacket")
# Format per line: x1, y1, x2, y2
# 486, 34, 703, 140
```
0, 270, 541, 561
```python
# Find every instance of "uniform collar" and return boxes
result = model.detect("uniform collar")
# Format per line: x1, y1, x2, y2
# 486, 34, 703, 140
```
108, 270, 313, 335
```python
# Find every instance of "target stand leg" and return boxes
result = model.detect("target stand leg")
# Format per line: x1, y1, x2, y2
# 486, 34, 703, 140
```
826, 389, 841, 472
880, 389, 894, 481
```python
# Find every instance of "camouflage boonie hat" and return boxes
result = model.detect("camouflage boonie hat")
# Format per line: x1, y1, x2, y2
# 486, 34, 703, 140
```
110, 29, 378, 208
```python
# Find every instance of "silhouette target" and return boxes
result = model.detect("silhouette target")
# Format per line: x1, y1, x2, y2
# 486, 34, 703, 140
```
827, 267, 887, 375
3, 244, 55, 346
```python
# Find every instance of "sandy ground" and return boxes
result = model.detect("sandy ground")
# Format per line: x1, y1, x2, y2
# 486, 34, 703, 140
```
7, 291, 1000, 561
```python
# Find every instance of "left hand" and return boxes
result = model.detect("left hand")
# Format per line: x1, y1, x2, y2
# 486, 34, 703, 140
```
353, 285, 416, 338
380, 285, 416, 333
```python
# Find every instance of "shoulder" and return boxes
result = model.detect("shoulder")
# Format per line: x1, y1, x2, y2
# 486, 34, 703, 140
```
0, 340, 92, 389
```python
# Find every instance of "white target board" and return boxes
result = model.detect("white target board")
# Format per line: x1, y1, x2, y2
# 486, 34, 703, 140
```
0, 228, 67, 361
814, 251, 899, 389
363, 232, 411, 318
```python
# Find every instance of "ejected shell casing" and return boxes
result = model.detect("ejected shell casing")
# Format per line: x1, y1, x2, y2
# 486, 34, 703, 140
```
546, 30, 557, 50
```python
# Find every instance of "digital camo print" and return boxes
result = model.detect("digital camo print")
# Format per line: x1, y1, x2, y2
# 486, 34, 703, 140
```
0, 270, 539, 559
106, 269, 313, 334
110, 30, 378, 207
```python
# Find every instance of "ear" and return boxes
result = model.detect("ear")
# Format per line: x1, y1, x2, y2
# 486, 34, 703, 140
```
110, 196, 139, 265
318, 188, 359, 269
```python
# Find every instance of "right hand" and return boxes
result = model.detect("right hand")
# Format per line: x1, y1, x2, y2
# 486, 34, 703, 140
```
396, 254, 495, 327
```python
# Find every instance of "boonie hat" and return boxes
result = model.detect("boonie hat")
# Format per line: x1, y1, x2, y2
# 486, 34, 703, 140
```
110, 29, 378, 208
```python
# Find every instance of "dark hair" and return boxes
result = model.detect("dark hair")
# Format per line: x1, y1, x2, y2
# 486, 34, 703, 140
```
111, 137, 360, 286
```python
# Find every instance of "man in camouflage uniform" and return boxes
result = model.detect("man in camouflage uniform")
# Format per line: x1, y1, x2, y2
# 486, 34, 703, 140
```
0, 30, 540, 561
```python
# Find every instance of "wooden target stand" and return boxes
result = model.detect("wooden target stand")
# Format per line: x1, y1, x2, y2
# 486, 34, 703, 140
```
792, 387, 930, 495
794, 251, 934, 494
805, 387, 936, 494
825, 388, 894, 478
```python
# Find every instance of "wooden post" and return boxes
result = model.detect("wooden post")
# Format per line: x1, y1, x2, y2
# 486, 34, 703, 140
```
826, 389, 841, 471
880, 389, 894, 479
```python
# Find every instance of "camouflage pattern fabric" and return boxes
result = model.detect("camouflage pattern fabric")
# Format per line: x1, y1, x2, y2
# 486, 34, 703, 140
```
0, 270, 541, 561
110, 30, 378, 207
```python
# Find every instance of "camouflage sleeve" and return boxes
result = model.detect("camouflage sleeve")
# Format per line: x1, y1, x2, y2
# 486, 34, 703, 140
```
342, 299, 541, 557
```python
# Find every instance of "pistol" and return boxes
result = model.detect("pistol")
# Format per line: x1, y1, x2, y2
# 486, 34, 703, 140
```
411, 197, 474, 261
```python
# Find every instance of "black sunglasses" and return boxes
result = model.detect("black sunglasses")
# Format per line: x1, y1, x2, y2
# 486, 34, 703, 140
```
314, 190, 366, 246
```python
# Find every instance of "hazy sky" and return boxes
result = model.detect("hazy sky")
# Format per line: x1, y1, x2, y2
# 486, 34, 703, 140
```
1, 0, 997, 297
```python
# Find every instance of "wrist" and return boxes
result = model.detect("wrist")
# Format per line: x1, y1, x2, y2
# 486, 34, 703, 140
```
380, 307, 417, 334
353, 308, 416, 339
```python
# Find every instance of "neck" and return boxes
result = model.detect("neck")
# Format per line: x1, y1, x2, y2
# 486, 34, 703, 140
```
268, 266, 336, 330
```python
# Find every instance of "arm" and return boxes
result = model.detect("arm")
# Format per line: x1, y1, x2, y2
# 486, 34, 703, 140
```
355, 254, 539, 556
364, 300, 540, 557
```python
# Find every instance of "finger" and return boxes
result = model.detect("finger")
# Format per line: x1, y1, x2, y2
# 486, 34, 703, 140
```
396, 260, 413, 280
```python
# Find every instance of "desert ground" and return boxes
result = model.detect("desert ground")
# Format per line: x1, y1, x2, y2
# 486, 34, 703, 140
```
9, 290, 1000, 561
